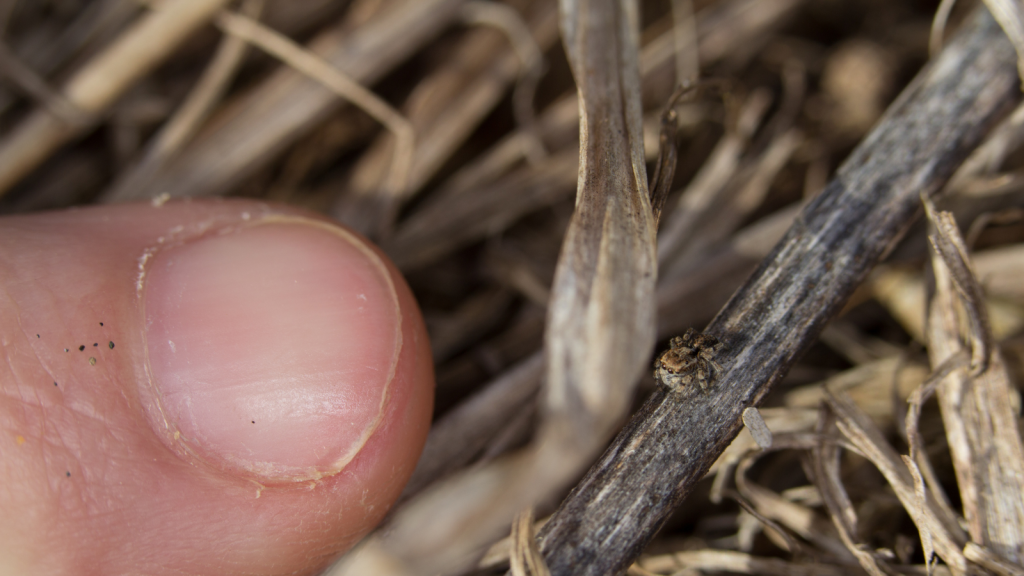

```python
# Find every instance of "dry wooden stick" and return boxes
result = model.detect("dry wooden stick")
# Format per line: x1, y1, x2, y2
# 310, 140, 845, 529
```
533, 8, 1020, 576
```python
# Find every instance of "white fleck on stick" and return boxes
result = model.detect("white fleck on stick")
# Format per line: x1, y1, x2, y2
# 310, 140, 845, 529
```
742, 407, 773, 450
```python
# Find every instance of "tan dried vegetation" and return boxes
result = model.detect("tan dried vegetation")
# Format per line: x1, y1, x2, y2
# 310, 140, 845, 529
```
1, 0, 1023, 575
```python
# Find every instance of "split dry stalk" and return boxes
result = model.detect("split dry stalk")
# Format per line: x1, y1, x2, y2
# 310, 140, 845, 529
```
924, 196, 1024, 564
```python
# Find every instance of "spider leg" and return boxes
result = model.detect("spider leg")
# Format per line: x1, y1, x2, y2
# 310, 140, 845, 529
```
697, 372, 711, 393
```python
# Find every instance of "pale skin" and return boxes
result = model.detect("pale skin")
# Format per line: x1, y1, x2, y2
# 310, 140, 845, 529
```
0, 199, 435, 576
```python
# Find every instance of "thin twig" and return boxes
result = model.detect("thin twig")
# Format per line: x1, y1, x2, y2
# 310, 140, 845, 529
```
648, 84, 691, 227
461, 1, 548, 163
929, 0, 958, 56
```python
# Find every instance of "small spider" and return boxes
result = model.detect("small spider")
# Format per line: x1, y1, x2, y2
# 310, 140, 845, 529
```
654, 328, 724, 393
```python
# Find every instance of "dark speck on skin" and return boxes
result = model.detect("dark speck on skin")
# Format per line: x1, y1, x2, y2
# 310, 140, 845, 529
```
251, 420, 255, 424
99, 322, 104, 326
36, 334, 40, 338
79, 345, 85, 351
64, 348, 69, 352
109, 341, 115, 349
54, 382, 58, 387
66, 471, 71, 477
93, 343, 98, 347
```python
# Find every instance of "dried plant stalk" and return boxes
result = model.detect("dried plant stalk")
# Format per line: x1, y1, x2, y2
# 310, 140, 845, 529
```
510, 508, 552, 576
331, 0, 558, 240
637, 549, 850, 576
133, 0, 467, 201
329, 1, 655, 574
824, 390, 970, 572
103, 0, 264, 202
545, 0, 656, 438
924, 197, 1024, 565
534, 8, 1020, 576
386, 0, 802, 272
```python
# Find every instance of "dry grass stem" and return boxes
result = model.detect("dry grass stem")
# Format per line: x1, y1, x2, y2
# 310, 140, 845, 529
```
213, 8, 415, 209
460, 0, 549, 163
509, 508, 552, 576
825, 390, 970, 573
0, 0, 233, 196
401, 352, 543, 499
670, 0, 699, 85
102, 0, 264, 202
657, 87, 771, 268
638, 549, 852, 576
333, 0, 558, 239
929, 0, 958, 56
0, 39, 85, 124
731, 453, 851, 561
138, 0, 468, 201
647, 85, 686, 227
